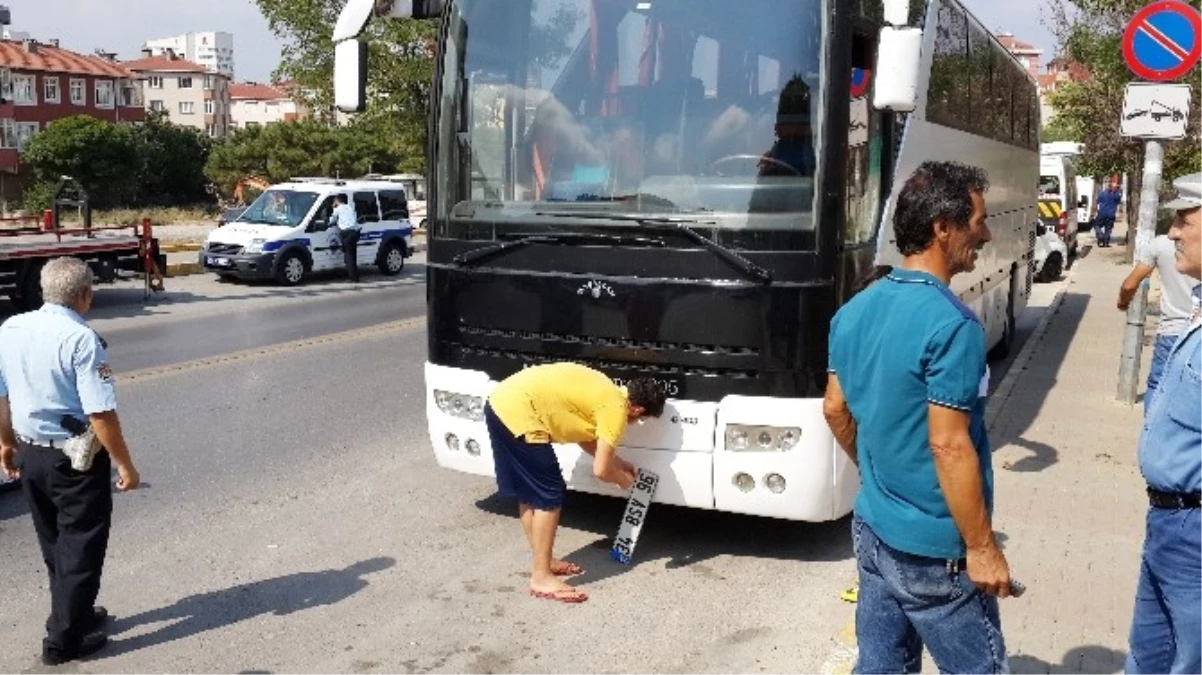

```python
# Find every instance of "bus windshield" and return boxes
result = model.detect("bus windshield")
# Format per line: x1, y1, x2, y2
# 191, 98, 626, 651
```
434, 0, 825, 243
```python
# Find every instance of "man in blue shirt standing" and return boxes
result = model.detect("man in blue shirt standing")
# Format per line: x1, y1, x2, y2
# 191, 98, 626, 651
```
824, 161, 1011, 673
0, 257, 141, 666
1094, 176, 1123, 248
1125, 172, 1201, 675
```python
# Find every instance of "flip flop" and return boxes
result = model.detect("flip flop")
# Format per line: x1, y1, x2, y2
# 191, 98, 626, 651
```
551, 562, 584, 576
530, 588, 589, 603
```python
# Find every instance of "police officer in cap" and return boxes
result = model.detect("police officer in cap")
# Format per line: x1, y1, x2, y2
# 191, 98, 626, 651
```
0, 256, 141, 666
1125, 172, 1202, 675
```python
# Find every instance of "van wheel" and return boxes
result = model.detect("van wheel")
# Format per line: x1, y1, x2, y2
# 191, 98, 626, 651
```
1039, 252, 1063, 283
378, 241, 406, 276
276, 251, 307, 286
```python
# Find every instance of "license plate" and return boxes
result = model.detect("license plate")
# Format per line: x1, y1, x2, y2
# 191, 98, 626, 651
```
206, 256, 230, 267
611, 468, 659, 565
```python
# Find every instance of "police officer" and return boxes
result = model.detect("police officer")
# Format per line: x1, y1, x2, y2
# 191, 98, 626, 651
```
0, 257, 141, 666
1125, 173, 1201, 675
331, 193, 360, 283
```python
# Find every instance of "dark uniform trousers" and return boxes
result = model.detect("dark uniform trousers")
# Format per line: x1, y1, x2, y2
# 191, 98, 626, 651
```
340, 229, 361, 282
17, 443, 112, 650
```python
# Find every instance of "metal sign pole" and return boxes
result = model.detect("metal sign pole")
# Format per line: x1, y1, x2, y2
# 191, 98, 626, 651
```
1117, 140, 1163, 404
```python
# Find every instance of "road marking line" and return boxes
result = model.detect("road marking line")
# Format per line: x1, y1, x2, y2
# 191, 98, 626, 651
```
116, 316, 428, 384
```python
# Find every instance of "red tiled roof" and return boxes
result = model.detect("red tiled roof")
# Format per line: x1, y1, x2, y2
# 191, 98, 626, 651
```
997, 33, 1041, 53
0, 39, 132, 77
121, 55, 211, 74
230, 82, 290, 101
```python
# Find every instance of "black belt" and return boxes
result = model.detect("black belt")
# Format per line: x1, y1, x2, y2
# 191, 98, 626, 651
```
1148, 488, 1201, 509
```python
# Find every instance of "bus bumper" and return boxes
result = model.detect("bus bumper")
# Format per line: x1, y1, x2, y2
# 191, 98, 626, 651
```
425, 362, 858, 522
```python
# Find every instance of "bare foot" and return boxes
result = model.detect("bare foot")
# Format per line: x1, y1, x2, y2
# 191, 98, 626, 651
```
550, 559, 584, 576
530, 576, 588, 603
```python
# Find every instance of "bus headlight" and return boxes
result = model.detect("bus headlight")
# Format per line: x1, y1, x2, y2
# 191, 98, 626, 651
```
724, 425, 802, 451
244, 238, 267, 254
433, 390, 485, 421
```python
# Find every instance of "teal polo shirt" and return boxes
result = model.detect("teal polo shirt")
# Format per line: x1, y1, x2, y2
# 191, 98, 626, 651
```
829, 268, 992, 560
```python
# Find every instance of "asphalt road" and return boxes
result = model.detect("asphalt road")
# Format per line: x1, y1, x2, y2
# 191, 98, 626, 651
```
0, 258, 1069, 673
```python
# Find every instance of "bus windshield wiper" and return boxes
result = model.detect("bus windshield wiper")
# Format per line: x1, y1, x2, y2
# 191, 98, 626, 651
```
535, 212, 773, 284
452, 231, 665, 267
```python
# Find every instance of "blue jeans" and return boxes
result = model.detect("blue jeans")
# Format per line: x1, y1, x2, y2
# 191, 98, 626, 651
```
852, 515, 1009, 674
1145, 333, 1179, 414
1095, 216, 1115, 246
1126, 506, 1201, 674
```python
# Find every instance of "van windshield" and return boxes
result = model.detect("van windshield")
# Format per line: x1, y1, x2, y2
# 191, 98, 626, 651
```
238, 189, 321, 227
1038, 175, 1061, 196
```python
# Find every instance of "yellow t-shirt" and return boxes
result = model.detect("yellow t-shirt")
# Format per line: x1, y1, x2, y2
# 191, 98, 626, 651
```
488, 363, 629, 446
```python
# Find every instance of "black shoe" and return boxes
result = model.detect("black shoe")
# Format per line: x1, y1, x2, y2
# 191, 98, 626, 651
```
42, 631, 108, 666
46, 606, 108, 634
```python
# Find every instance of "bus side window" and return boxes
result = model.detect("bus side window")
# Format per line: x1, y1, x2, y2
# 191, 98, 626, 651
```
844, 34, 884, 246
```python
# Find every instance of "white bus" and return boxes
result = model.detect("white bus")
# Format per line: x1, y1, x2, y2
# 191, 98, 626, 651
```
334, 0, 1039, 521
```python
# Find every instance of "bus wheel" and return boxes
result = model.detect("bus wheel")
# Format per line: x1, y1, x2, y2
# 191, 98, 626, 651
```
988, 291, 1016, 361
378, 241, 406, 276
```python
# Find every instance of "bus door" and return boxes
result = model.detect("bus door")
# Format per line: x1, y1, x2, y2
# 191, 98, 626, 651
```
838, 22, 897, 305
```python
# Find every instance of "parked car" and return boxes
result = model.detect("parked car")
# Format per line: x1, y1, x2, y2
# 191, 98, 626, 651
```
1033, 221, 1069, 282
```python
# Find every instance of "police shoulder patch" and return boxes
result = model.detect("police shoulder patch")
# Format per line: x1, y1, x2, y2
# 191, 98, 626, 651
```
97, 363, 114, 382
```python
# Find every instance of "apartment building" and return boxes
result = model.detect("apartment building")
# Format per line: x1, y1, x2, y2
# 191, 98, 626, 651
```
0, 38, 145, 177
144, 32, 234, 78
229, 81, 308, 129
123, 50, 231, 138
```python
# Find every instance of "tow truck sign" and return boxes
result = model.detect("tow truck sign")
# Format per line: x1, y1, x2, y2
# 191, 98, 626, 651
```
1121, 82, 1192, 139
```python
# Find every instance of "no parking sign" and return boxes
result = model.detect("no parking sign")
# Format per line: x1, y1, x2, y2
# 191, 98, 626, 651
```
1122, 1, 1202, 82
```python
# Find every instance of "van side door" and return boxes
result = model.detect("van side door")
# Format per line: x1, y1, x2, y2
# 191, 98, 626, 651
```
353, 191, 383, 264
308, 193, 344, 271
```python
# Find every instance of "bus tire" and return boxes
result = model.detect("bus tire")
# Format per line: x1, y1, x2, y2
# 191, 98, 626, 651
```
378, 240, 406, 276
988, 284, 1016, 361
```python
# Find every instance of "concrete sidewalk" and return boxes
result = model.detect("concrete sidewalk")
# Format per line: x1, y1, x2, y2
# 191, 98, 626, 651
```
983, 218, 1156, 674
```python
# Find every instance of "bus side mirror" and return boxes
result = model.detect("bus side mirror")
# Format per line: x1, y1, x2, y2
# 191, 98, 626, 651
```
873, 27, 922, 112
334, 40, 368, 113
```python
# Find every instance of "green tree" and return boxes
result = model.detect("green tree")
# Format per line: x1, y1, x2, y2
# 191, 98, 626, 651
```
134, 110, 214, 207
204, 120, 404, 198
21, 115, 141, 210
253, 0, 438, 170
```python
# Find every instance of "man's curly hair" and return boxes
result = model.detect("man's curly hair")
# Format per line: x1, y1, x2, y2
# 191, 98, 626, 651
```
626, 377, 668, 417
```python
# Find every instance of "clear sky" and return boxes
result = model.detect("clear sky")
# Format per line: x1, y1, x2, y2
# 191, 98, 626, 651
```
9, 0, 1060, 84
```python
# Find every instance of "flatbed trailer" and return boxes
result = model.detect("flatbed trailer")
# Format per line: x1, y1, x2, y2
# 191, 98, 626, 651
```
0, 215, 165, 310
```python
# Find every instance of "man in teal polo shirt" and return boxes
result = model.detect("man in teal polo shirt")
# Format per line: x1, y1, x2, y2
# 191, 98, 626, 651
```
824, 161, 1012, 673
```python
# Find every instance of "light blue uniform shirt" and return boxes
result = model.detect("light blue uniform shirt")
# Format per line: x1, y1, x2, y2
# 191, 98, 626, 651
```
0, 303, 117, 440
332, 202, 359, 231
829, 268, 992, 560
1139, 286, 1202, 494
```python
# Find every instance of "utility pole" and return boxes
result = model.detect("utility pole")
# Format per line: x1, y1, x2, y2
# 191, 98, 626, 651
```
1117, 141, 1162, 404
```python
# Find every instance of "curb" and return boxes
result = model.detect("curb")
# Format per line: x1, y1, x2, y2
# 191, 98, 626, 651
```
984, 271, 1073, 431
159, 243, 202, 253
165, 262, 203, 278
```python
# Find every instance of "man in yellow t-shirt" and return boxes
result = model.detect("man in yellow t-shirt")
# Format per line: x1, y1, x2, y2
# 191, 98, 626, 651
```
485, 362, 667, 604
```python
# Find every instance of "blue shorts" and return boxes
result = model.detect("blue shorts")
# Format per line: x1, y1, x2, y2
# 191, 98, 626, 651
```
484, 403, 566, 510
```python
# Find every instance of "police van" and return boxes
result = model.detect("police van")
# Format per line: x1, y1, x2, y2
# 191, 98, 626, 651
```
200, 178, 415, 285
